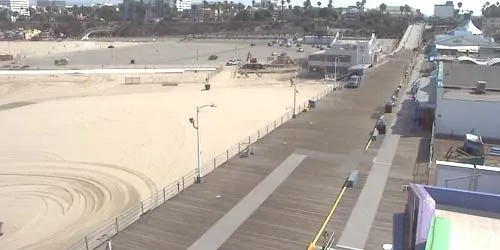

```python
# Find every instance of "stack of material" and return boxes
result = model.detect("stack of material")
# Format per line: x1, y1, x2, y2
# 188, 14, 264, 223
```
488, 146, 500, 157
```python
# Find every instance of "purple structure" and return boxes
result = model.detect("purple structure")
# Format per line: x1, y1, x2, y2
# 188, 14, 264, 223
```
405, 184, 436, 250
404, 184, 500, 250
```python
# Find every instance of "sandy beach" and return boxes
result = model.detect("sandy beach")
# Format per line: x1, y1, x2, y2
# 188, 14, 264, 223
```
0, 65, 330, 249
0, 41, 142, 58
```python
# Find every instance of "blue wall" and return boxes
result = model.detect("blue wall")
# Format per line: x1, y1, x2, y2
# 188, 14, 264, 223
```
424, 186, 500, 213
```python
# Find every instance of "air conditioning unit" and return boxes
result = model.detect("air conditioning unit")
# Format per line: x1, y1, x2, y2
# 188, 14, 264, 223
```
476, 80, 487, 94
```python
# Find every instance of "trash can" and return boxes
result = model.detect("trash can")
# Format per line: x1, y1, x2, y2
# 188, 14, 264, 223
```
205, 84, 211, 90
308, 100, 316, 108
376, 120, 386, 134
385, 102, 393, 113
130, 59, 135, 64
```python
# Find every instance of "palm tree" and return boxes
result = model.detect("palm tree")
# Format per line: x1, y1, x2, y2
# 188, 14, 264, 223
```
317, 1, 321, 7
404, 4, 411, 16
379, 3, 387, 13
303, 0, 311, 9
328, 0, 332, 8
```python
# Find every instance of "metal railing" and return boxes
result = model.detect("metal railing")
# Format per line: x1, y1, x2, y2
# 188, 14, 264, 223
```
67, 82, 341, 250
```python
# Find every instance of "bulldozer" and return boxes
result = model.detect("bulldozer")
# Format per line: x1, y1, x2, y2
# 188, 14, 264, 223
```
246, 52, 257, 64
54, 58, 69, 66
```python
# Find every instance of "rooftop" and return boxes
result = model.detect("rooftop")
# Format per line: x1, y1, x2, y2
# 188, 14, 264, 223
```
410, 184, 500, 250
442, 62, 500, 89
435, 34, 493, 47
415, 76, 436, 106
435, 205, 500, 250
434, 136, 500, 166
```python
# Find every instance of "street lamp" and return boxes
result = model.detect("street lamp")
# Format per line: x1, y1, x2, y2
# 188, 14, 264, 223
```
189, 103, 217, 183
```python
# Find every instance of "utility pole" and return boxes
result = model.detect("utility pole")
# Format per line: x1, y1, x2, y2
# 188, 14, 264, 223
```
197, 48, 200, 64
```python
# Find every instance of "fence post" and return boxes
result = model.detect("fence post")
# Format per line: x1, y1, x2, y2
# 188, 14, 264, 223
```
115, 217, 119, 232
141, 202, 144, 215
182, 176, 185, 191
258, 130, 260, 139
227, 149, 229, 161
274, 120, 276, 129
238, 142, 241, 153
85, 236, 89, 250
214, 158, 216, 169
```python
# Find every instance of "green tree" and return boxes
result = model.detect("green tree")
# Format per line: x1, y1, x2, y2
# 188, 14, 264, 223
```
328, 0, 332, 8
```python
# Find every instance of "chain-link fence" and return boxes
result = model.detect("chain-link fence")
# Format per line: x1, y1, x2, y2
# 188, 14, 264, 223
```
67, 82, 340, 250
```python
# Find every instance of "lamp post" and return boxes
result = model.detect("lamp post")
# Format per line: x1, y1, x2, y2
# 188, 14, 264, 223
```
292, 61, 300, 118
189, 103, 217, 183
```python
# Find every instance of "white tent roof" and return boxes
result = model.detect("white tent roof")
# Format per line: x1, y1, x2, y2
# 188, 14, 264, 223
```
464, 19, 483, 35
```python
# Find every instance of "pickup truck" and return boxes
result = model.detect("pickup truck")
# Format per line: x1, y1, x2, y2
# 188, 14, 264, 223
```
345, 75, 361, 88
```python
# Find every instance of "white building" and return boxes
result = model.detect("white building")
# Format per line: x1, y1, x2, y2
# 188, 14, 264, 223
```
434, 62, 500, 140
0, 0, 29, 15
434, 1, 455, 19
176, 0, 191, 11
308, 33, 380, 75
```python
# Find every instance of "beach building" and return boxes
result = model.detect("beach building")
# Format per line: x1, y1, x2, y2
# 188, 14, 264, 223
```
307, 33, 380, 76
429, 14, 493, 59
433, 62, 500, 140
0, 0, 29, 15
405, 184, 500, 250
433, 1, 455, 19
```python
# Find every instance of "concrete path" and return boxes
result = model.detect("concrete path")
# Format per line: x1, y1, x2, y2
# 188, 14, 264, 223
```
187, 154, 306, 250
337, 57, 424, 249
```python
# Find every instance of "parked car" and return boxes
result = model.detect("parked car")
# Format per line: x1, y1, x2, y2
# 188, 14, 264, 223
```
226, 60, 238, 66
345, 75, 361, 88
107, 45, 114, 48
297, 48, 304, 52
271, 52, 278, 56
250, 43, 256, 46
208, 55, 218, 60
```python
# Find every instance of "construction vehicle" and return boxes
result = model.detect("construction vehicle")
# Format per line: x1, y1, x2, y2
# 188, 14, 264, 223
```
54, 58, 69, 66
246, 52, 257, 63
0, 54, 13, 61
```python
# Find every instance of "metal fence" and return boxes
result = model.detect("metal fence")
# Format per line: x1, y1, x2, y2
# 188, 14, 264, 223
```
67, 82, 341, 250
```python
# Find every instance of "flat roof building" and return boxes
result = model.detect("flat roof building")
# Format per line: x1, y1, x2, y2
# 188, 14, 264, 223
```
0, 0, 29, 15
435, 62, 500, 140
434, 1, 455, 19
307, 33, 380, 77
405, 184, 500, 250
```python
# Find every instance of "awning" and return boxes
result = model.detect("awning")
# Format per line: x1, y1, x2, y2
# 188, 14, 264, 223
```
435, 44, 479, 53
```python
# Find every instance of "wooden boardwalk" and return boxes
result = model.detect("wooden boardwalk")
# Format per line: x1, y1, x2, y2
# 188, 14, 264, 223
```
109, 51, 425, 250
